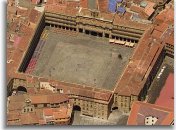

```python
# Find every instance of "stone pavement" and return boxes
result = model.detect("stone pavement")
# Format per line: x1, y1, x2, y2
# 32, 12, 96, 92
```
72, 110, 129, 125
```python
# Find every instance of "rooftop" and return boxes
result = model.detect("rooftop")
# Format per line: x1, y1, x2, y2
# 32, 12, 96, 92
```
155, 7, 174, 24
114, 29, 164, 96
6, 0, 174, 125
127, 101, 174, 125
155, 73, 174, 109
45, 4, 79, 16
8, 93, 69, 105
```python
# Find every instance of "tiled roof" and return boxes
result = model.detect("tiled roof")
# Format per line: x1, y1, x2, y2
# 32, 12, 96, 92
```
7, 113, 20, 121
17, 7, 29, 17
20, 113, 39, 125
43, 106, 70, 119
8, 93, 69, 105
144, 1, 155, 16
130, 5, 144, 14
127, 101, 174, 125
151, 30, 163, 39
155, 73, 174, 109
164, 31, 174, 46
30, 93, 69, 104
45, 4, 79, 16
155, 7, 174, 24
154, 23, 168, 32
28, 9, 42, 24
113, 14, 149, 30
49, 80, 112, 102
114, 29, 164, 96
80, 0, 88, 8
98, 0, 108, 12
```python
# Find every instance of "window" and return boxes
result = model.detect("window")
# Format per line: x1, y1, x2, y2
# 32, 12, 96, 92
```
145, 116, 158, 125
121, 97, 123, 102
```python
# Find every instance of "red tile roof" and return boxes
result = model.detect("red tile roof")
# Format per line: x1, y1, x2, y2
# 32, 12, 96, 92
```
164, 31, 174, 46
130, 5, 144, 13
17, 7, 29, 17
98, 0, 109, 12
80, 0, 88, 8
49, 80, 112, 102
20, 113, 39, 125
144, 1, 155, 16
28, 9, 42, 24
127, 101, 174, 125
31, 0, 40, 4
154, 23, 168, 32
43, 108, 53, 116
155, 8, 174, 24
8, 93, 69, 105
7, 113, 20, 121
114, 30, 164, 96
151, 29, 163, 39
155, 73, 174, 109
113, 14, 149, 30
30, 93, 69, 104
45, 4, 79, 16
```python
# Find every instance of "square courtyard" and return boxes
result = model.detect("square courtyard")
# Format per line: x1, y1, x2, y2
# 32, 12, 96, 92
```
30, 27, 134, 90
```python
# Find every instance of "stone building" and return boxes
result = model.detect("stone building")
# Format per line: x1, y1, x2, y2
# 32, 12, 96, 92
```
6, 0, 174, 122
7, 93, 73, 125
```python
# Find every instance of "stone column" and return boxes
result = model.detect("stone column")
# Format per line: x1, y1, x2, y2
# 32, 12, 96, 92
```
102, 32, 105, 37
83, 28, 85, 33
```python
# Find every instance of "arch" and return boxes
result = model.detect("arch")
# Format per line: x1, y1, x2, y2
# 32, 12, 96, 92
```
90, 31, 97, 36
62, 26, 65, 29
17, 86, 27, 93
98, 33, 103, 37
73, 105, 81, 111
85, 30, 89, 34
105, 33, 109, 38
134, 40, 138, 43
79, 28, 83, 33
112, 107, 118, 111
112, 35, 115, 39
